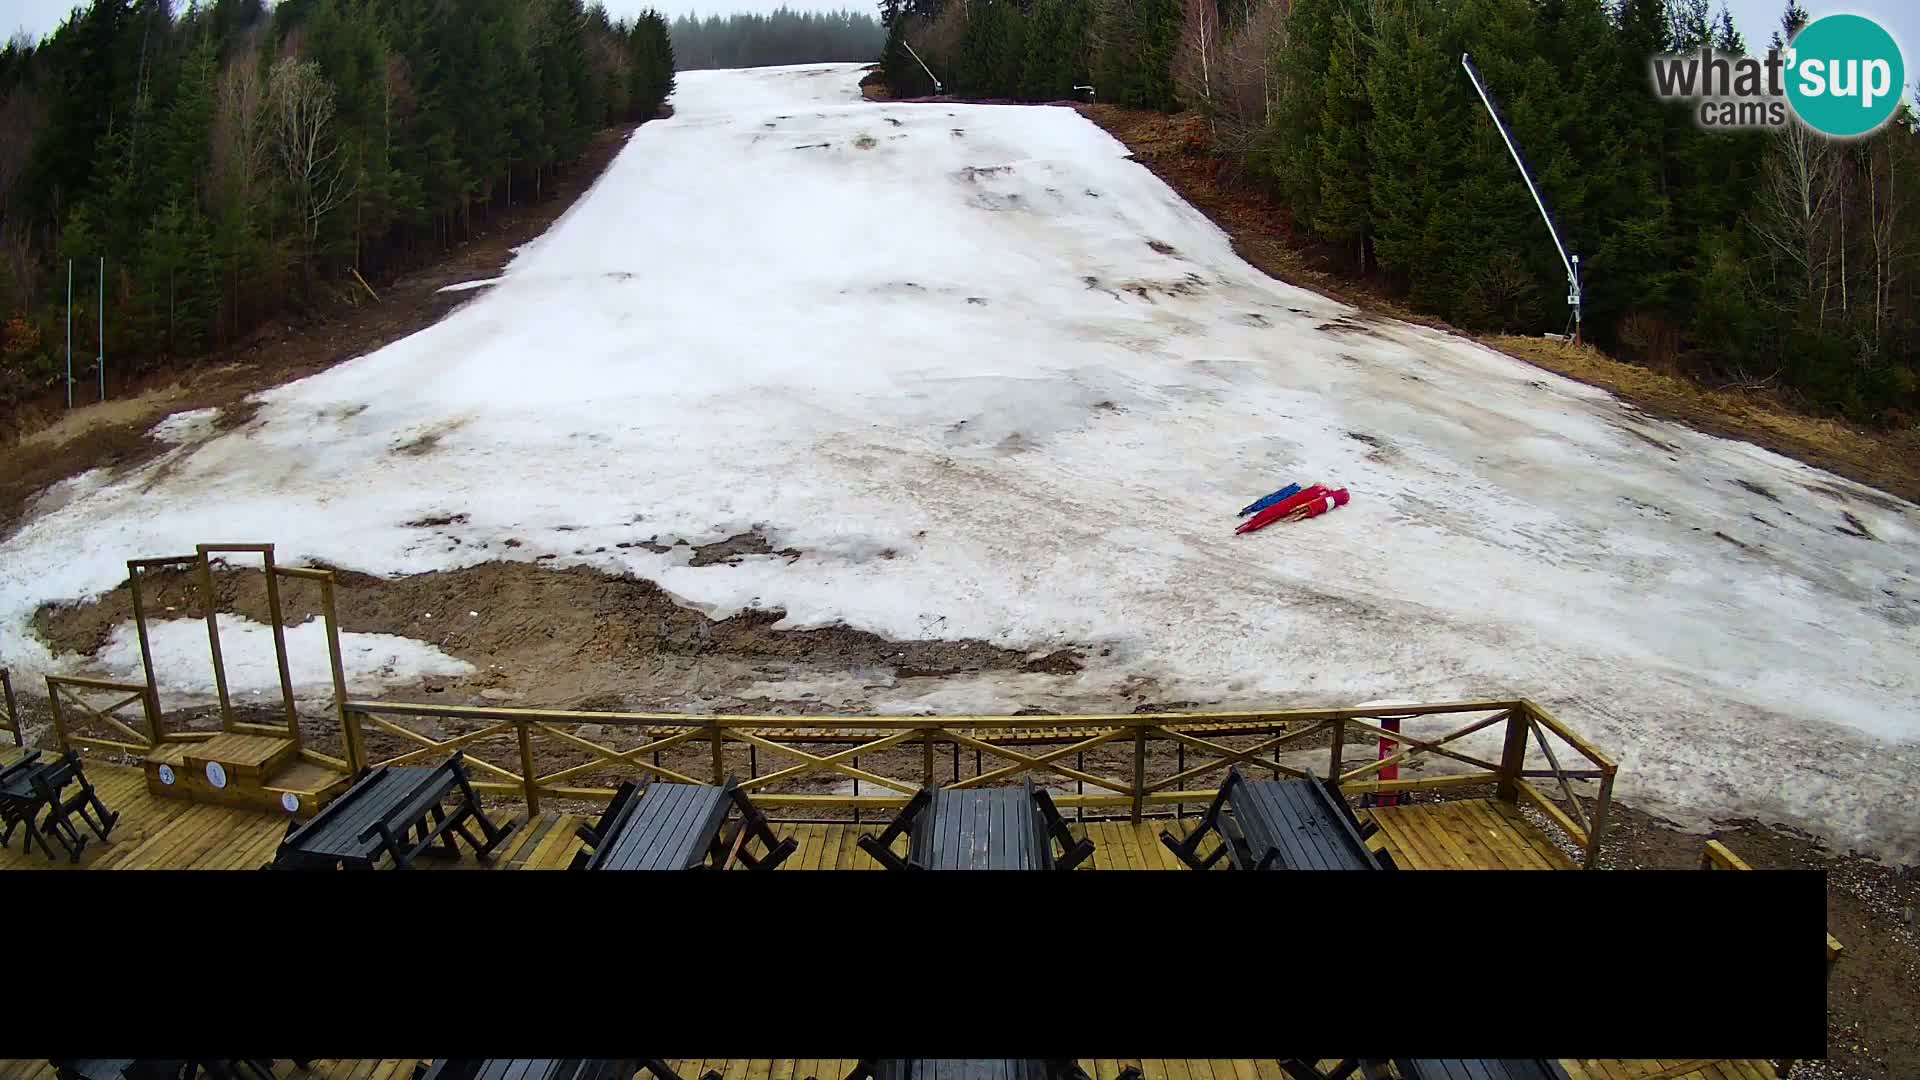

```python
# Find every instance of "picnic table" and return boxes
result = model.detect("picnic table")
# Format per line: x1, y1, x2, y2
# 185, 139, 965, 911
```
1, 750, 119, 862
569, 777, 796, 871
856, 777, 1094, 871
1161, 765, 1392, 871
840, 1062, 1118, 1080
417, 1060, 683, 1080
269, 752, 514, 870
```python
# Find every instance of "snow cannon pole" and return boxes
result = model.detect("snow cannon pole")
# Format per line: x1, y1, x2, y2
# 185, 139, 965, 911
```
1236, 485, 1328, 535
1239, 483, 1303, 518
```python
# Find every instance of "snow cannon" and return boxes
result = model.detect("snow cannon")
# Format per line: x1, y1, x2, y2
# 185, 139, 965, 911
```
1282, 487, 1350, 522
1238, 483, 1303, 518
1236, 485, 1328, 535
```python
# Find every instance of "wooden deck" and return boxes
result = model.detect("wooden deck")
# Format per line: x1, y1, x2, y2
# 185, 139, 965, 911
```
0, 1058, 1785, 1080
0, 748, 1580, 872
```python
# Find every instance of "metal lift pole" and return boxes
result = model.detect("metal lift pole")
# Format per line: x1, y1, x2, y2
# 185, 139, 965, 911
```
1461, 52, 1583, 343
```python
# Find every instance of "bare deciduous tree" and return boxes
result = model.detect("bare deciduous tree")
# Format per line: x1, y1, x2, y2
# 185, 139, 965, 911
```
268, 56, 355, 259
1174, 0, 1221, 128
212, 46, 271, 206
1749, 120, 1839, 319
1856, 134, 1906, 344
1209, 0, 1287, 156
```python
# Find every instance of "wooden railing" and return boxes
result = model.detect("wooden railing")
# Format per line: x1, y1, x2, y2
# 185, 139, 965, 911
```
342, 696, 1620, 867
0, 668, 21, 747
44, 674, 163, 756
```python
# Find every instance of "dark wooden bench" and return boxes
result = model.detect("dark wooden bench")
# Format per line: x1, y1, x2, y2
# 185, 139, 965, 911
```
840, 1062, 1126, 1080
418, 1061, 683, 1080
1161, 765, 1393, 871
856, 777, 1094, 871
269, 751, 514, 870
1, 750, 119, 862
569, 776, 796, 871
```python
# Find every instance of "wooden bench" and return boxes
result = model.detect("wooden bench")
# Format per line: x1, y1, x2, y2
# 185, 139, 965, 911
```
569, 777, 796, 871
269, 752, 514, 870
856, 778, 1095, 871
1, 750, 120, 862
418, 1061, 683, 1080
1161, 765, 1392, 871
839, 1062, 1122, 1080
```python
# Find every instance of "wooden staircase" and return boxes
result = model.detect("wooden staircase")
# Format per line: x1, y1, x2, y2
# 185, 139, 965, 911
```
145, 733, 351, 819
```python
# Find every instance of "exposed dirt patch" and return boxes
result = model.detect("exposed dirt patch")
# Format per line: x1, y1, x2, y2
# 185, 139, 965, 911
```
686, 530, 802, 567
29, 560, 1082, 708
1146, 239, 1178, 256
1835, 512, 1878, 541
853, 134, 877, 149
1735, 479, 1781, 501
406, 513, 470, 529
0, 123, 645, 542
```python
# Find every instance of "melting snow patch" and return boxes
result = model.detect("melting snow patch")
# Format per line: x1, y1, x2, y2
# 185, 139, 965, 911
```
147, 408, 221, 444
438, 278, 503, 293
95, 615, 473, 698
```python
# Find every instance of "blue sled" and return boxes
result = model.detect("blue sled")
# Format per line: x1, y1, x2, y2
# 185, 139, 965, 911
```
1239, 483, 1302, 517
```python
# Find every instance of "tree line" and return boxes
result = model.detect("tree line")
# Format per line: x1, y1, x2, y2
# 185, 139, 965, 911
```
671, 9, 885, 70
882, 0, 1920, 423
0, 0, 675, 427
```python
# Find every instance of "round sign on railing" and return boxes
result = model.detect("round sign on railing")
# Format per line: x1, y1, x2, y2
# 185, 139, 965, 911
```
205, 761, 228, 790
157, 764, 176, 785
281, 792, 300, 814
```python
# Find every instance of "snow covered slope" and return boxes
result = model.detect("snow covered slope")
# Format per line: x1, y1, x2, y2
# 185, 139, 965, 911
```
2, 64, 1916, 858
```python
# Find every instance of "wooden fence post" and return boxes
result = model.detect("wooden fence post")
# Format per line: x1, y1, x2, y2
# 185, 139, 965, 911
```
44, 677, 67, 750
1495, 707, 1530, 803
1326, 716, 1345, 781
710, 721, 726, 784
342, 707, 369, 775
127, 564, 163, 742
922, 729, 935, 787
518, 719, 540, 815
1584, 766, 1615, 869
0, 669, 20, 747
1131, 724, 1147, 822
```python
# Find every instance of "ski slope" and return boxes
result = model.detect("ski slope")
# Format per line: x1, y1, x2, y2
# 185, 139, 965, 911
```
2, 64, 1916, 859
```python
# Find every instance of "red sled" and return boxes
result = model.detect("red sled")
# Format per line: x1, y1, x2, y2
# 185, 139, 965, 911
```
1235, 485, 1327, 534
1283, 488, 1350, 522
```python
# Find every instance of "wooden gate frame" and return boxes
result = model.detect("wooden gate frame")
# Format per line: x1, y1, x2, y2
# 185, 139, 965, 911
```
47, 543, 354, 773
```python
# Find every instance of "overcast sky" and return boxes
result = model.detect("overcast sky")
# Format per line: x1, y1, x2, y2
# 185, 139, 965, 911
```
8, 0, 1915, 100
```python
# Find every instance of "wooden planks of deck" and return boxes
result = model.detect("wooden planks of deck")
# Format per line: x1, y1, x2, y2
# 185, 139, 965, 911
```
1363, 798, 1577, 870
